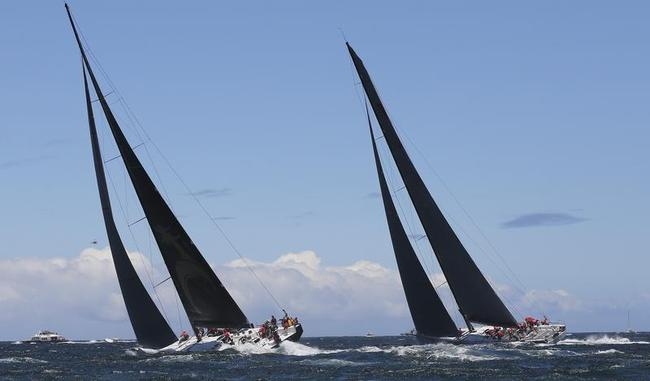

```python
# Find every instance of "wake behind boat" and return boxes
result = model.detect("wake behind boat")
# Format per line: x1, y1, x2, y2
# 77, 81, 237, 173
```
347, 43, 565, 344
65, 4, 303, 353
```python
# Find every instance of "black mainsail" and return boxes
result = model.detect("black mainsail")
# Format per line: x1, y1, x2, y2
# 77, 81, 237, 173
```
348, 43, 518, 328
83, 68, 177, 349
66, 5, 249, 333
366, 106, 458, 337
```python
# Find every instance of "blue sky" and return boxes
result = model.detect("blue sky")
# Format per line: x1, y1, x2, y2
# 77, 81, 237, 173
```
0, 1, 649, 340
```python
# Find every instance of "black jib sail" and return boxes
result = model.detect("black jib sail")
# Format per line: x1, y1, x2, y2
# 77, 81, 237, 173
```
83, 67, 177, 349
366, 106, 459, 337
66, 4, 249, 333
348, 43, 517, 328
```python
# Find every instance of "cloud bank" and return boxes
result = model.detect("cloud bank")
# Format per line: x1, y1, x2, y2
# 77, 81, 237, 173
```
0, 248, 599, 340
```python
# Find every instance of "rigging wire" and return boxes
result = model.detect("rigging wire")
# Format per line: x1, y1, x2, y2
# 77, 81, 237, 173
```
70, 8, 284, 313
72, 10, 179, 219
104, 145, 172, 324
395, 127, 534, 319
351, 56, 444, 299
353, 61, 457, 319
72, 8, 188, 329
346, 45, 533, 321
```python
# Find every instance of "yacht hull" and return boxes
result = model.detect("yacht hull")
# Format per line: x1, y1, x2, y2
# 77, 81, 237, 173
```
457, 324, 567, 344
145, 324, 304, 353
411, 323, 566, 344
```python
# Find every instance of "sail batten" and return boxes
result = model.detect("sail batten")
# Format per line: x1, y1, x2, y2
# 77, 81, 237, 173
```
82, 67, 177, 349
67, 6, 249, 331
367, 106, 458, 337
348, 43, 518, 328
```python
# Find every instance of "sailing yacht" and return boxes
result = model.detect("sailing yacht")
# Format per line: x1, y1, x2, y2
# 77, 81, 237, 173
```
64, 4, 302, 352
347, 43, 566, 344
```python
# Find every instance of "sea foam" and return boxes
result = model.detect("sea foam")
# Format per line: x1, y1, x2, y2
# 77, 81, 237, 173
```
559, 334, 649, 345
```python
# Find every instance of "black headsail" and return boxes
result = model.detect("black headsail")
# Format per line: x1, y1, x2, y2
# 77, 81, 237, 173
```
348, 43, 518, 328
66, 5, 250, 333
366, 106, 458, 337
82, 67, 177, 349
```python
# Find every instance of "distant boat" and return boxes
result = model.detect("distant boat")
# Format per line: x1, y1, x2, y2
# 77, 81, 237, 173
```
346, 42, 566, 344
28, 330, 68, 343
64, 4, 302, 352
400, 329, 417, 337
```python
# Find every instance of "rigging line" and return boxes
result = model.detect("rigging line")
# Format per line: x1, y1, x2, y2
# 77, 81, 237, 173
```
377, 128, 437, 280
91, 91, 113, 103
73, 13, 177, 217
105, 156, 172, 324
398, 127, 532, 299
104, 154, 121, 164
71, 10, 283, 314
153, 276, 172, 289
123, 165, 128, 224
175, 285, 184, 333
101, 135, 173, 319
347, 47, 527, 322
347, 44, 515, 297
364, 74, 533, 318
351, 64, 525, 322
357, 77, 526, 320
147, 229, 183, 332
434, 280, 448, 289
128, 216, 147, 227
351, 58, 439, 281
109, 93, 286, 311
426, 206, 527, 318
372, 112, 439, 279
121, 110, 285, 311
364, 84, 442, 286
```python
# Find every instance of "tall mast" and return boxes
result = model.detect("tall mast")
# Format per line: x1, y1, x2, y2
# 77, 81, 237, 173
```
66, 4, 249, 334
366, 104, 458, 336
82, 65, 177, 348
348, 43, 517, 328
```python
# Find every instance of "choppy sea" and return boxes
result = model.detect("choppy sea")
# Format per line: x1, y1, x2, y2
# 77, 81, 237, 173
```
1, 332, 649, 380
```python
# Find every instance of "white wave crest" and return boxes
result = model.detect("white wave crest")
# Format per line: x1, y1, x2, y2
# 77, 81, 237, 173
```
559, 334, 649, 345
219, 341, 276, 355
142, 354, 196, 363
277, 341, 344, 356
0, 357, 48, 364
596, 349, 624, 355
299, 358, 367, 367
354, 344, 502, 362
124, 349, 140, 357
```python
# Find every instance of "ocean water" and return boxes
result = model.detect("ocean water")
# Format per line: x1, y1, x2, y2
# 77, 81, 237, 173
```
1, 332, 649, 380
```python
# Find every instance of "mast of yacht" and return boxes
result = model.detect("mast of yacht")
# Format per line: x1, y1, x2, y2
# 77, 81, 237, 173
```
68, 5, 177, 349
66, 4, 250, 338
365, 102, 458, 337
347, 42, 518, 329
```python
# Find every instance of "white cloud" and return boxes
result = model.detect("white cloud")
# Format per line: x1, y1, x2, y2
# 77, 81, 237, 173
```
521, 289, 582, 312
0, 247, 620, 340
218, 251, 410, 329
0, 247, 158, 339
